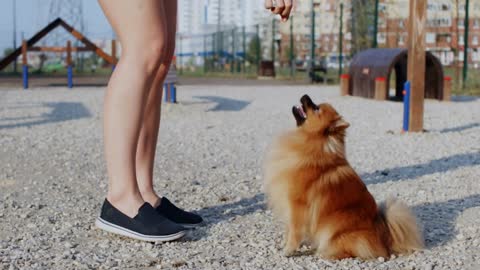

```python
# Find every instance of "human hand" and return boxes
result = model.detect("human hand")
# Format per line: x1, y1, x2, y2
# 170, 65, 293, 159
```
265, 0, 293, 22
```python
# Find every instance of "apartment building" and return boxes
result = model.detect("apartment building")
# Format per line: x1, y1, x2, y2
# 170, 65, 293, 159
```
178, 0, 268, 34
177, 0, 269, 61
276, 0, 350, 67
277, 0, 479, 67
379, 0, 480, 66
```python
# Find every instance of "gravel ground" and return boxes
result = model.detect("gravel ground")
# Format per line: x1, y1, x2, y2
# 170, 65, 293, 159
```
0, 83, 479, 270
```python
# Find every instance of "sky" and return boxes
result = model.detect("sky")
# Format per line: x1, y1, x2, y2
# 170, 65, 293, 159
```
0, 0, 112, 53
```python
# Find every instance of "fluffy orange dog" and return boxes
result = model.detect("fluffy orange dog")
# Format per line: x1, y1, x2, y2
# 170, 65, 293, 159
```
264, 95, 423, 260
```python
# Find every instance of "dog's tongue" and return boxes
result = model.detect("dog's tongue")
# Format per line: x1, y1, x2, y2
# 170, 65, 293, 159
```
297, 105, 306, 118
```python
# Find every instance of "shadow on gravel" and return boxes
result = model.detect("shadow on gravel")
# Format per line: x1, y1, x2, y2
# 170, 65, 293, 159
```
0, 102, 91, 129
48, 83, 107, 87
438, 122, 480, 133
414, 194, 480, 248
362, 152, 480, 185
195, 193, 480, 249
193, 96, 251, 112
451, 96, 479, 102
197, 193, 266, 226
196, 193, 480, 249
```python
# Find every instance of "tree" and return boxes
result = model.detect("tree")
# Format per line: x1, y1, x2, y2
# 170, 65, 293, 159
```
3, 48, 14, 58
350, 0, 376, 55
281, 45, 295, 67
37, 54, 47, 72
246, 36, 261, 64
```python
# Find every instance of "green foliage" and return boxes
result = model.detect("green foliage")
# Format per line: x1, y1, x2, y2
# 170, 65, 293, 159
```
246, 36, 261, 64
350, 0, 376, 55
444, 67, 480, 96
3, 48, 14, 58
283, 46, 294, 63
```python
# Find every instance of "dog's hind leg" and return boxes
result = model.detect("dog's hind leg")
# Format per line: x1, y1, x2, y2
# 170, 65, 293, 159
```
326, 231, 389, 260
317, 247, 352, 260
316, 234, 356, 260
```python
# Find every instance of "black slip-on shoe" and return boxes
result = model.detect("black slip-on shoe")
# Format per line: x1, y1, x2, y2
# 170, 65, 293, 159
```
156, 197, 204, 228
95, 199, 186, 242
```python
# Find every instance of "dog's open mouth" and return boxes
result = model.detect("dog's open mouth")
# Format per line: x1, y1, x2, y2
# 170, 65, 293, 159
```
292, 95, 318, 126
292, 105, 307, 126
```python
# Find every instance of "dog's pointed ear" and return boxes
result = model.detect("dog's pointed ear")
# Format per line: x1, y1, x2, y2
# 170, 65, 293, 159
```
334, 119, 350, 130
328, 118, 350, 133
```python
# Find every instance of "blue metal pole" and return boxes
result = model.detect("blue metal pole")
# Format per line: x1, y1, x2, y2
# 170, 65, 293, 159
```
67, 66, 73, 89
164, 83, 168, 102
22, 65, 28, 89
403, 81, 411, 132
170, 84, 176, 103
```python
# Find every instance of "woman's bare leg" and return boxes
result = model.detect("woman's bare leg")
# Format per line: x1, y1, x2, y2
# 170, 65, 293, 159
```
136, 0, 178, 207
99, 0, 168, 218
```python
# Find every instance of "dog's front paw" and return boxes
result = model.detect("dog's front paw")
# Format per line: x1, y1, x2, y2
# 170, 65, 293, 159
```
283, 247, 297, 257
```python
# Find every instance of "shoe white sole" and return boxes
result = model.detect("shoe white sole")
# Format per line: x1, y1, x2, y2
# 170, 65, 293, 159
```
179, 221, 205, 229
95, 217, 186, 242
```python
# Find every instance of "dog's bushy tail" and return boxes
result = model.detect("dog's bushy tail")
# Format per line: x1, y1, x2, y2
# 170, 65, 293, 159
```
379, 198, 424, 254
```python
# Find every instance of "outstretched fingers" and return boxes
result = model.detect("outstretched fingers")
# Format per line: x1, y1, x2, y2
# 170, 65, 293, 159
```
265, 0, 293, 21
265, 0, 275, 11
281, 0, 293, 21
272, 0, 285, 15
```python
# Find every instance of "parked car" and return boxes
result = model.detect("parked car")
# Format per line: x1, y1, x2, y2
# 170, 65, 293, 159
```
295, 59, 327, 73
324, 55, 350, 70
43, 59, 65, 73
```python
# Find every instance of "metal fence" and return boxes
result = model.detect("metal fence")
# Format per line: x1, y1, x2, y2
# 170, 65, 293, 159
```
174, 16, 346, 81
175, 23, 267, 75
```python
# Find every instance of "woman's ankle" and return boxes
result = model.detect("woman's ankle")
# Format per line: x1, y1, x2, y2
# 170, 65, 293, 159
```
140, 190, 161, 208
106, 191, 145, 218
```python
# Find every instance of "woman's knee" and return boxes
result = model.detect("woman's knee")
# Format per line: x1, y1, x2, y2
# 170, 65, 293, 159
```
144, 40, 168, 74
162, 41, 176, 67
124, 39, 167, 75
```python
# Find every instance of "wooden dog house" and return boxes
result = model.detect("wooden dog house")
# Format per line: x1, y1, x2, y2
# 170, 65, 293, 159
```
347, 48, 445, 100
